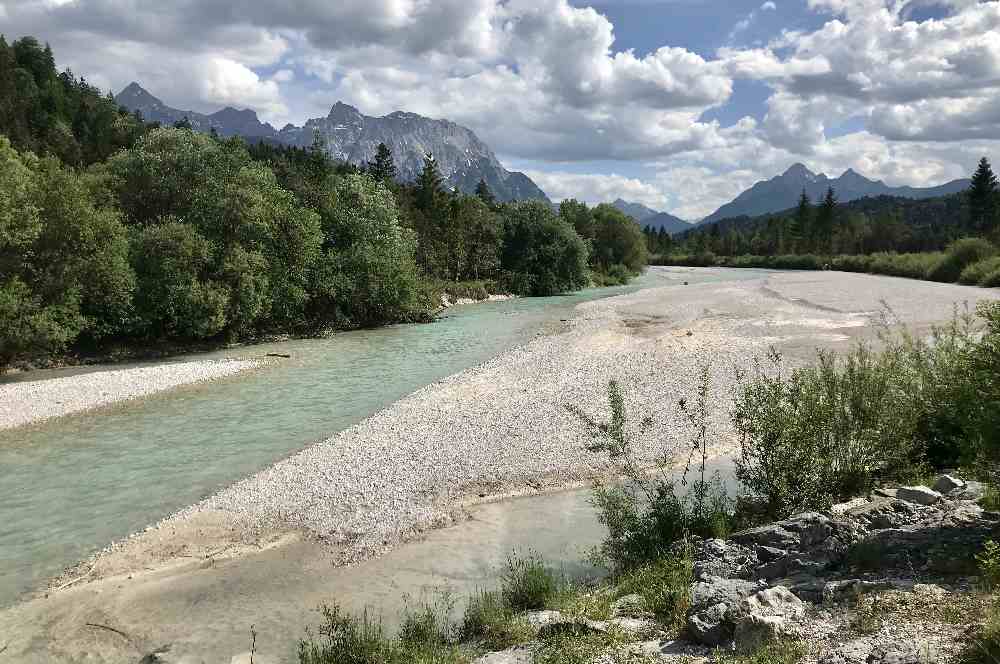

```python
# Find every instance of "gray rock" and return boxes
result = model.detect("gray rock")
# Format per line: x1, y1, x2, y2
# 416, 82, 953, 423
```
778, 512, 834, 547
473, 648, 533, 664
733, 614, 795, 654
689, 577, 764, 613
896, 486, 943, 506
694, 538, 758, 580
818, 640, 872, 664
739, 586, 805, 620
756, 546, 788, 562
686, 602, 732, 646
731, 524, 799, 549
868, 643, 926, 664
874, 488, 899, 499
932, 475, 966, 495
822, 579, 894, 604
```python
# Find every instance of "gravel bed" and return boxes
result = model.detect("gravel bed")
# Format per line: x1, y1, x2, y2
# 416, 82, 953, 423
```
0, 359, 263, 431
82, 270, 1000, 571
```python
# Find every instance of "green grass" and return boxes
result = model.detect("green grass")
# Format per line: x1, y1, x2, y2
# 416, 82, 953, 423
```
459, 589, 534, 651
500, 552, 563, 612
612, 557, 693, 632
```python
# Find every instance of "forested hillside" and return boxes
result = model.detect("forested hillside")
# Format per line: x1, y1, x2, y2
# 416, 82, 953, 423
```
0, 36, 647, 372
652, 159, 1000, 288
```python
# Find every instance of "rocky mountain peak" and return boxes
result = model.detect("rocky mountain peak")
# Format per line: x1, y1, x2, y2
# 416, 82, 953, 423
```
327, 101, 363, 123
782, 163, 817, 180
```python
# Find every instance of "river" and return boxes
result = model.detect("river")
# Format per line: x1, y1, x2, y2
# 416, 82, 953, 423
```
0, 268, 755, 608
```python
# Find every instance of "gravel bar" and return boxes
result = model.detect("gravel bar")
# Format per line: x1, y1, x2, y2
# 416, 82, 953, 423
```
82, 268, 997, 575
0, 359, 263, 431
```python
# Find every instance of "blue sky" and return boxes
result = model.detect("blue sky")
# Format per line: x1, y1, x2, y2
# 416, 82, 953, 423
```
4, 0, 998, 219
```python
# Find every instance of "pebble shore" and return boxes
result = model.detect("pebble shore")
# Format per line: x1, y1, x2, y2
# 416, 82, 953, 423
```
0, 359, 263, 431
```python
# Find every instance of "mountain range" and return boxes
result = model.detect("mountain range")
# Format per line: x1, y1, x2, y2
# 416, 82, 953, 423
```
699, 163, 970, 226
114, 83, 549, 204
611, 199, 692, 235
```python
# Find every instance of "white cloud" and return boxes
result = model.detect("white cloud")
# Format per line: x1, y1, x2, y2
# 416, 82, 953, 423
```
1, 0, 997, 217
520, 170, 669, 209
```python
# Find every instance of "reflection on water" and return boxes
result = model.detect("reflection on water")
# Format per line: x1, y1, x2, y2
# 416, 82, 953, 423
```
0, 268, 757, 606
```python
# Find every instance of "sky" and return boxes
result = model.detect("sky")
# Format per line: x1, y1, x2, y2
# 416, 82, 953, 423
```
2, 0, 999, 219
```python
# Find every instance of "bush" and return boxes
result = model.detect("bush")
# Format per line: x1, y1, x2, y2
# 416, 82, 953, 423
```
961, 256, 1000, 286
500, 552, 561, 612
574, 375, 734, 570
733, 346, 922, 517
613, 556, 693, 630
927, 238, 997, 283
459, 589, 532, 650
500, 201, 589, 296
733, 305, 998, 518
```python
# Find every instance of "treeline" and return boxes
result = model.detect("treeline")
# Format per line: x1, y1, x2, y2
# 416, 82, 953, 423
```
654, 158, 1000, 287
0, 36, 648, 371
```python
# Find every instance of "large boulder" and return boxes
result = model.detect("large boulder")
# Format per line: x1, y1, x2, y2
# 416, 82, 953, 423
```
686, 602, 731, 646
733, 614, 796, 653
932, 475, 966, 495
896, 486, 943, 506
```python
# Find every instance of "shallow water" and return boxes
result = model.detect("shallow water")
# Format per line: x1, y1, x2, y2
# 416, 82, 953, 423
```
0, 268, 759, 607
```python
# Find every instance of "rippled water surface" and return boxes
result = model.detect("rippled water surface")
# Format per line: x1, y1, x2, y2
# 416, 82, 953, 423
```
0, 268, 760, 606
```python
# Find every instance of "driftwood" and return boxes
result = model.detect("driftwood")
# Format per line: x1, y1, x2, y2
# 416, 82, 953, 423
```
265, 353, 291, 359
85, 623, 131, 642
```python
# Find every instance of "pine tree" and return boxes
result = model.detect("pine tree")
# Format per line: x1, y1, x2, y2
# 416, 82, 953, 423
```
790, 189, 811, 253
416, 152, 443, 212
968, 157, 998, 233
815, 187, 837, 254
475, 178, 496, 206
367, 142, 397, 182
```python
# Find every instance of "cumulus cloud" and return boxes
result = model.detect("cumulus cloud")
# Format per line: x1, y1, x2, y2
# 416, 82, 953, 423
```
520, 170, 668, 209
1, 0, 997, 216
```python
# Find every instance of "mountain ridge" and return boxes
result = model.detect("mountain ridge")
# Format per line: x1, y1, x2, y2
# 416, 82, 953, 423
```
611, 199, 692, 235
699, 163, 970, 225
114, 83, 549, 203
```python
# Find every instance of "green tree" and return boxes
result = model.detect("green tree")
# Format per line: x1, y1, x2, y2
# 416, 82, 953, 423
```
969, 157, 998, 233
415, 152, 444, 213
500, 201, 589, 296
590, 204, 648, 273
558, 199, 595, 240
475, 178, 496, 206
814, 187, 837, 254
309, 174, 426, 327
790, 189, 812, 253
367, 142, 397, 183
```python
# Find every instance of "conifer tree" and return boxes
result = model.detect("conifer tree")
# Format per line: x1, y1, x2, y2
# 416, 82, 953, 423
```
416, 152, 443, 212
367, 142, 397, 182
790, 189, 811, 253
475, 177, 496, 206
969, 157, 998, 233
815, 187, 837, 254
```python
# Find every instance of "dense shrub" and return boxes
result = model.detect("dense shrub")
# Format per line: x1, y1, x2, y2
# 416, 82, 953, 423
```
734, 304, 1000, 518
500, 553, 562, 612
927, 238, 997, 283
500, 201, 589, 296
961, 256, 1000, 287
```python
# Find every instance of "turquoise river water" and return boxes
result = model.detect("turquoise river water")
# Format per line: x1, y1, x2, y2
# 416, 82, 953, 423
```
0, 268, 751, 608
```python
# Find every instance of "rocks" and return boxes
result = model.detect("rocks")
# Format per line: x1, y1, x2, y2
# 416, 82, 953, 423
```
739, 586, 805, 620
896, 486, 943, 506
473, 648, 533, 664
932, 475, 966, 495
818, 640, 872, 664
733, 614, 796, 653
731, 524, 799, 549
822, 579, 894, 604
687, 602, 732, 646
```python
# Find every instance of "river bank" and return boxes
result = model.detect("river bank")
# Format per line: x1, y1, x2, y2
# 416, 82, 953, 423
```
0, 359, 265, 431
1, 268, 996, 663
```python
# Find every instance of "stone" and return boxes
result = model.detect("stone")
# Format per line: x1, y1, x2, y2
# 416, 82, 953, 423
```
523, 610, 563, 627
822, 579, 894, 604
874, 488, 899, 499
756, 546, 787, 563
731, 524, 799, 549
689, 577, 764, 613
694, 539, 758, 580
896, 486, 943, 506
868, 643, 925, 664
739, 586, 805, 620
932, 475, 966, 495
733, 614, 795, 653
832, 497, 870, 515
818, 640, 872, 664
473, 648, 533, 664
686, 602, 732, 646
629, 639, 709, 663
779, 512, 834, 547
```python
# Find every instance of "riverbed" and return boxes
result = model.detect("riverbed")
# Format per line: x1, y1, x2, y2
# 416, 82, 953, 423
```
1, 268, 995, 663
